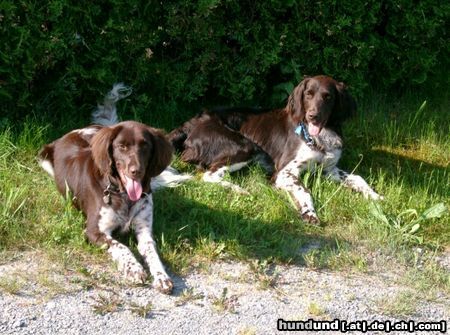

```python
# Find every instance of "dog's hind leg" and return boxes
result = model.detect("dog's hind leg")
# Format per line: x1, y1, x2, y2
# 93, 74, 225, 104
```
202, 161, 250, 194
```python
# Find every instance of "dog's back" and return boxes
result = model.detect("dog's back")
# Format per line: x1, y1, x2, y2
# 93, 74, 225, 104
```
39, 128, 102, 211
167, 107, 271, 147
168, 110, 274, 174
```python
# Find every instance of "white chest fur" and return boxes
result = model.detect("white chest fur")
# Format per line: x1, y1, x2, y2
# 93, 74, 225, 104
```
98, 195, 153, 234
289, 141, 342, 172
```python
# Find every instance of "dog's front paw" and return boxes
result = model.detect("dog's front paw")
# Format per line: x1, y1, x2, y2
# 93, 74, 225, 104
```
152, 273, 173, 294
122, 261, 147, 284
301, 211, 320, 225
108, 243, 148, 284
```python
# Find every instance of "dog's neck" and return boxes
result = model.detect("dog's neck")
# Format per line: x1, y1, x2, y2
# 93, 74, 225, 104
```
294, 122, 315, 147
313, 128, 343, 152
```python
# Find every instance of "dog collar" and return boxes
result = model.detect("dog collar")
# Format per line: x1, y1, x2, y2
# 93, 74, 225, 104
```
295, 122, 315, 146
102, 177, 122, 205
103, 179, 150, 205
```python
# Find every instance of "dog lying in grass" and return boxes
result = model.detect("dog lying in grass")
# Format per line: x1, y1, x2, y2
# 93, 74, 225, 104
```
168, 75, 383, 224
39, 84, 176, 293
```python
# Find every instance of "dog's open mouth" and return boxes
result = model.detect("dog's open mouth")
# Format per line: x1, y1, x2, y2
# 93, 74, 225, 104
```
119, 171, 143, 201
307, 122, 322, 136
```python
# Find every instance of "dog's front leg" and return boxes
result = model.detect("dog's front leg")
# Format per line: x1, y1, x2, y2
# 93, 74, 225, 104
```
132, 195, 173, 294
275, 163, 320, 225
324, 166, 383, 200
86, 211, 147, 284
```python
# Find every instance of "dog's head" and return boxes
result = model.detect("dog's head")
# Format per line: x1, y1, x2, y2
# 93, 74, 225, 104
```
286, 75, 356, 135
91, 121, 173, 201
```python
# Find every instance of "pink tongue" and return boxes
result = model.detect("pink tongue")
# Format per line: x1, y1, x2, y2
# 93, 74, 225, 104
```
124, 176, 143, 202
308, 123, 321, 136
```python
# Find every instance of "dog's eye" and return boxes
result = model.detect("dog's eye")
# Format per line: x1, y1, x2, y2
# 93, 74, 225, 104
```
118, 144, 127, 151
323, 93, 331, 100
305, 91, 313, 99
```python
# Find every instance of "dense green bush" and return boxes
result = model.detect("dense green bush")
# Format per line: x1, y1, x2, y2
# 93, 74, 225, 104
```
0, 0, 448, 129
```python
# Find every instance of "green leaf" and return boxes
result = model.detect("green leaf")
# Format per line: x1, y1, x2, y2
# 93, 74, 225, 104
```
369, 202, 390, 226
419, 203, 447, 221
409, 223, 420, 234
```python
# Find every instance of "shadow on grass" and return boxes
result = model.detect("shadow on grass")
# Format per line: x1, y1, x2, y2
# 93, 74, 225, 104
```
151, 187, 339, 272
370, 149, 448, 198
338, 94, 448, 201
338, 133, 450, 199
338, 143, 447, 199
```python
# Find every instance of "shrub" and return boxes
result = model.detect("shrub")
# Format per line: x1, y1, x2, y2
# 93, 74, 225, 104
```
0, 0, 447, 128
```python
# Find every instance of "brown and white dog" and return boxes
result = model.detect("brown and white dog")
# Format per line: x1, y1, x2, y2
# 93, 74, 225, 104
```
39, 84, 175, 293
169, 75, 382, 224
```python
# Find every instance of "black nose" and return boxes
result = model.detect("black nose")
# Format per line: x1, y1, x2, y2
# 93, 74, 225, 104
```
129, 166, 138, 176
307, 113, 319, 121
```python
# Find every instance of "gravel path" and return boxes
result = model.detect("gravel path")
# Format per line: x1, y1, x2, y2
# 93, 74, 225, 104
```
0, 253, 448, 335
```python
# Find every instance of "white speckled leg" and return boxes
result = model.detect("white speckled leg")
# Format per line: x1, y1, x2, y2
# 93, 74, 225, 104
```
107, 240, 147, 283
275, 161, 319, 224
325, 167, 383, 200
202, 162, 249, 194
132, 195, 173, 294
96, 206, 147, 283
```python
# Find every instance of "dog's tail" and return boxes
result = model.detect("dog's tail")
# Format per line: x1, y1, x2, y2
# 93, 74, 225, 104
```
90, 83, 193, 190
91, 83, 132, 126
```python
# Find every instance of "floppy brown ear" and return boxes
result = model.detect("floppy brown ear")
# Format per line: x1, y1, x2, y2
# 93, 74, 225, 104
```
286, 77, 310, 123
146, 128, 174, 178
91, 126, 118, 175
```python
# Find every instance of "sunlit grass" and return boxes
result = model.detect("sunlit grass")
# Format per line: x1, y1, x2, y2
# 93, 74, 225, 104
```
0, 92, 448, 298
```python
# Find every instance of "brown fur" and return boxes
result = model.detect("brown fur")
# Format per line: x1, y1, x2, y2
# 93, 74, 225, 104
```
39, 122, 173, 246
167, 75, 360, 224
168, 75, 355, 174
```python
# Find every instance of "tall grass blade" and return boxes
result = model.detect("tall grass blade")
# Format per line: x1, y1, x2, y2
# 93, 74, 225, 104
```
409, 100, 427, 129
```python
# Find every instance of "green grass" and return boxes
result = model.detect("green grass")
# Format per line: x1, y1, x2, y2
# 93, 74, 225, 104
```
307, 301, 328, 318
0, 92, 448, 298
210, 287, 239, 313
375, 290, 419, 317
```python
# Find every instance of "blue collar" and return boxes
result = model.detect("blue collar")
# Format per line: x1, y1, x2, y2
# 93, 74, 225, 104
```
294, 122, 315, 146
